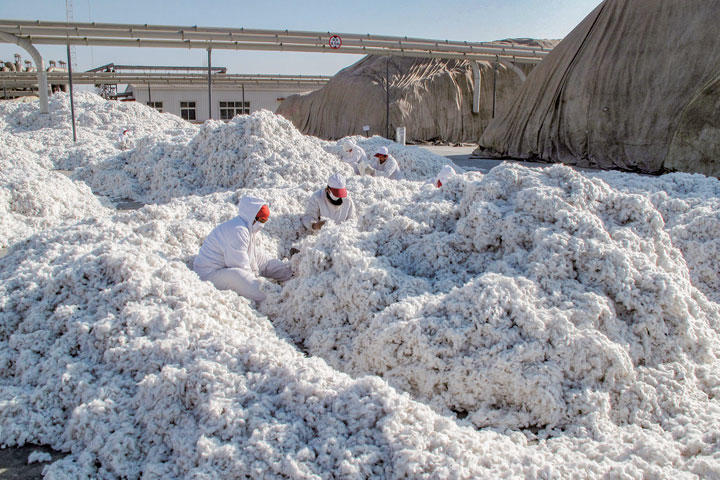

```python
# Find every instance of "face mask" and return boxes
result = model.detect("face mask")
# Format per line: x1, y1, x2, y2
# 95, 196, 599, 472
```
326, 190, 343, 206
252, 221, 265, 233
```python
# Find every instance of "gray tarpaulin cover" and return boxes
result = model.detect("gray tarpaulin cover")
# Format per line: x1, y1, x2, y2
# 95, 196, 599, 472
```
276, 39, 555, 144
475, 0, 720, 176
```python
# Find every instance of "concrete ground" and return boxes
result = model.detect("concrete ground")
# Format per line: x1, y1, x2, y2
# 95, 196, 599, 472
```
416, 144, 550, 173
0, 445, 65, 479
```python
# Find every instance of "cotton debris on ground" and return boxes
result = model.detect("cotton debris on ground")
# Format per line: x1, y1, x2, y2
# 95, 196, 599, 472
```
1, 92, 720, 478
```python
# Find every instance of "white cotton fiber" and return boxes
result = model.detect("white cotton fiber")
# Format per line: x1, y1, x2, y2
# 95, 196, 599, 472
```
1, 94, 720, 478
0, 155, 109, 248
27, 450, 52, 463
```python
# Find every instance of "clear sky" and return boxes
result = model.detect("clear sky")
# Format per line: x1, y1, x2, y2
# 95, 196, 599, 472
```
0, 0, 601, 75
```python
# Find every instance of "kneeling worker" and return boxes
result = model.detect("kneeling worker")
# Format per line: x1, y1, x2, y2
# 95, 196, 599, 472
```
193, 195, 292, 303
369, 146, 403, 180
302, 173, 355, 231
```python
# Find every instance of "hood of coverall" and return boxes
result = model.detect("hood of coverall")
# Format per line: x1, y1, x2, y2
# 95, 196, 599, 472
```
237, 195, 268, 227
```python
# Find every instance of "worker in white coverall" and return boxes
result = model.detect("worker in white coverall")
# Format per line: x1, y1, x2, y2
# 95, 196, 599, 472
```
117, 128, 133, 150
301, 173, 355, 231
367, 146, 403, 180
193, 196, 292, 303
339, 140, 368, 175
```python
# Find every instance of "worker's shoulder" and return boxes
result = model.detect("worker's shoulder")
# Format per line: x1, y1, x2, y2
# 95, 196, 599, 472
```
218, 215, 250, 234
310, 188, 325, 199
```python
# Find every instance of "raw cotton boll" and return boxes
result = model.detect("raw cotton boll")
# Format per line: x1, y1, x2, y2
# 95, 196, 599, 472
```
79, 110, 360, 203
266, 162, 720, 436
594, 170, 720, 304
0, 92, 195, 173
0, 157, 109, 248
2, 213, 528, 479
353, 273, 637, 430
183, 113, 351, 191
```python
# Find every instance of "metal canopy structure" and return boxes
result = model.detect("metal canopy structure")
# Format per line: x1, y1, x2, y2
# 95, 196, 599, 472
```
0, 19, 551, 64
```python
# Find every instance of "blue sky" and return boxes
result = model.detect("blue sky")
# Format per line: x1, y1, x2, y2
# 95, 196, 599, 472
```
0, 0, 601, 75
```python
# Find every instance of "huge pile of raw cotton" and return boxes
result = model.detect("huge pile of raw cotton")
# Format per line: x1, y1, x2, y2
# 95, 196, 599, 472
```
1, 93, 720, 479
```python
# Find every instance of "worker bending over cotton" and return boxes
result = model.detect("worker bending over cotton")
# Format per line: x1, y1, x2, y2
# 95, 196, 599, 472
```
339, 140, 368, 175
368, 146, 403, 180
193, 196, 292, 303
301, 173, 355, 231
433, 165, 456, 187
117, 127, 134, 150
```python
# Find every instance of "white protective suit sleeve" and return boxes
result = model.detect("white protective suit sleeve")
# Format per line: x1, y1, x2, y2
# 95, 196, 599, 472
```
301, 193, 323, 230
250, 240, 293, 281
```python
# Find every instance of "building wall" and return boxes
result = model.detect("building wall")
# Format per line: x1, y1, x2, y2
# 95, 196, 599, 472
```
129, 84, 318, 121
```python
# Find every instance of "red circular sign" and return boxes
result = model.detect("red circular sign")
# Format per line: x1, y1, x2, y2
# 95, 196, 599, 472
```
329, 35, 342, 49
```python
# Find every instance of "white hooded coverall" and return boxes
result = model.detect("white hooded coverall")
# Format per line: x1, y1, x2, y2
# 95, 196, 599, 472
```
340, 143, 368, 175
371, 154, 403, 180
301, 189, 355, 230
193, 196, 292, 302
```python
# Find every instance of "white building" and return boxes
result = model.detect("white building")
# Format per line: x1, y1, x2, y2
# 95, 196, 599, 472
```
128, 80, 324, 122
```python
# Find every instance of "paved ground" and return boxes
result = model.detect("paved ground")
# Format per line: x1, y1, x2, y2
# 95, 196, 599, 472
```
0, 445, 64, 479
416, 144, 549, 173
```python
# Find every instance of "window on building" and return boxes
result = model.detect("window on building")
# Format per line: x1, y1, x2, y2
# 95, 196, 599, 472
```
146, 101, 163, 112
219, 101, 250, 120
180, 101, 197, 121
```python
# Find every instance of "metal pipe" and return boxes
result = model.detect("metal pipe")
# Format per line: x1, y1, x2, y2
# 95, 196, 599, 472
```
0, 72, 332, 88
6, 36, 546, 64
207, 47, 212, 119
471, 60, 481, 114
0, 31, 48, 113
498, 59, 526, 82
66, 42, 76, 142
492, 56, 498, 118
0, 20, 550, 54
0, 26, 548, 57
385, 56, 389, 139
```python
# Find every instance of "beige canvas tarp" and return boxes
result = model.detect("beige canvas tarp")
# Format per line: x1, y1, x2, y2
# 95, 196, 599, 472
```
476, 0, 720, 176
277, 40, 555, 143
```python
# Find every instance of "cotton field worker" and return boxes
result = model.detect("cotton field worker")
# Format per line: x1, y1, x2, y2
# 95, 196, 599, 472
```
368, 146, 403, 180
193, 196, 292, 303
301, 173, 355, 231
339, 140, 368, 175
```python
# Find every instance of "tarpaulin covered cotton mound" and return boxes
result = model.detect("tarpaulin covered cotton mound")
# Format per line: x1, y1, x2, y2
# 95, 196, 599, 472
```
277, 40, 556, 144
475, 0, 720, 176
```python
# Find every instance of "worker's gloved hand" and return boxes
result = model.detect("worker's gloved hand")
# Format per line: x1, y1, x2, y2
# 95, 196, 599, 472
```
311, 220, 326, 230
